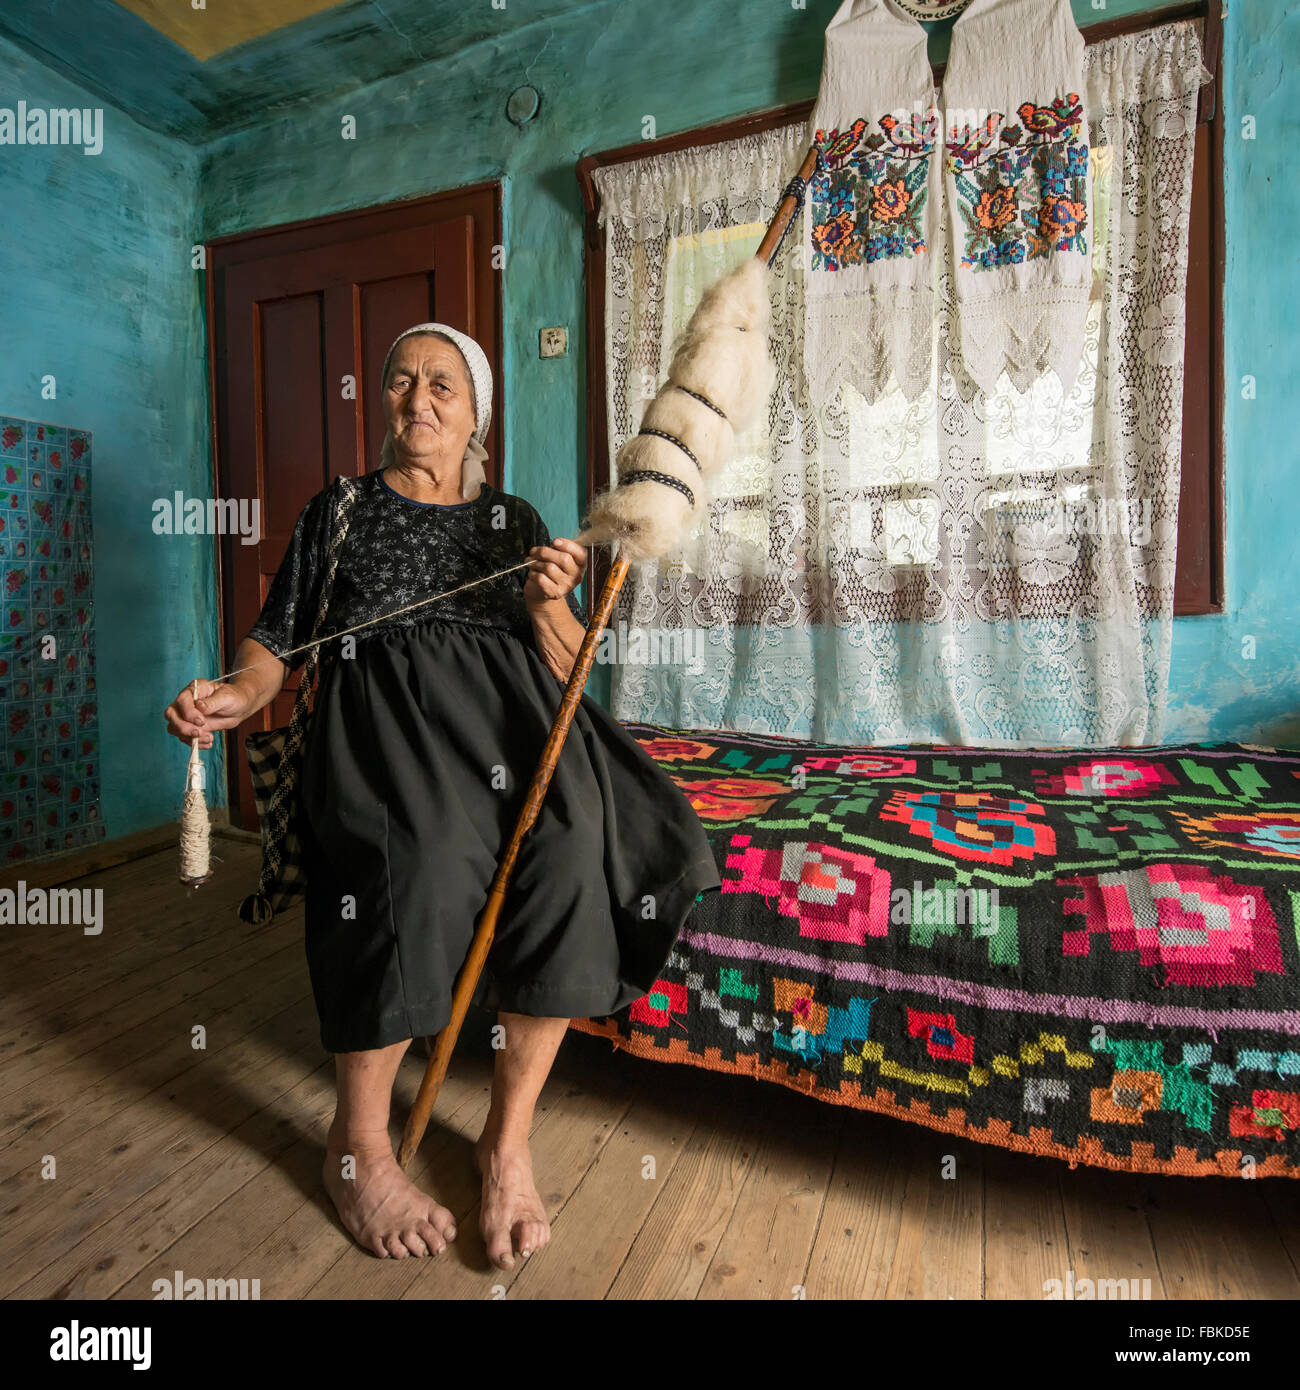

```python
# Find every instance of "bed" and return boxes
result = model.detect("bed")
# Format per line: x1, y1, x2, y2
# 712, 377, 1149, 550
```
569, 725, 1300, 1179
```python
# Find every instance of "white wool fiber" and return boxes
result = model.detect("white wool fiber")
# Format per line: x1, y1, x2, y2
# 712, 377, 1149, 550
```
579, 256, 774, 561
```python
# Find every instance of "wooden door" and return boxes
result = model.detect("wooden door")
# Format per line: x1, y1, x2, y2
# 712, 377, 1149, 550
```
207, 185, 503, 829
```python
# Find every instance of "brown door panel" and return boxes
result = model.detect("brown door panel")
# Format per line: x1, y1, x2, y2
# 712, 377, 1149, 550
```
208, 188, 501, 829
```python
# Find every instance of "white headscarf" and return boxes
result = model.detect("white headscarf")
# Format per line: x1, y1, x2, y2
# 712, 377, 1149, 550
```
379, 323, 493, 499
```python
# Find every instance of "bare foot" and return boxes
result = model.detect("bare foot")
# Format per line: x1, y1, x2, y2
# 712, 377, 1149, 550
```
323, 1131, 458, 1259
473, 1134, 551, 1270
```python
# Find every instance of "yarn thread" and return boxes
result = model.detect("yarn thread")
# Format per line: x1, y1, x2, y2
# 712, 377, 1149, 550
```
178, 678, 213, 885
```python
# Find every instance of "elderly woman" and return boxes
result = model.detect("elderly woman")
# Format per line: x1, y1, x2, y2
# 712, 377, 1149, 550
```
165, 323, 720, 1270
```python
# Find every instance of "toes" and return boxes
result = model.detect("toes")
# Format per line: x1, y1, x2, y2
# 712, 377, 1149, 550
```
415, 1219, 446, 1256
484, 1231, 516, 1270
427, 1203, 457, 1241
400, 1228, 431, 1258
515, 1219, 549, 1259
385, 1234, 409, 1259
368, 1235, 391, 1259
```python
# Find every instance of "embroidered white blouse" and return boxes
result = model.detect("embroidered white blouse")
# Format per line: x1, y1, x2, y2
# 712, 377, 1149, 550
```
801, 0, 1092, 405
942, 0, 1093, 395
803, 0, 940, 410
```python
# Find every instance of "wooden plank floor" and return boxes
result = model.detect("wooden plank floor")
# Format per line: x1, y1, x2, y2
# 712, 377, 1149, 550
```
2, 844, 1296, 1301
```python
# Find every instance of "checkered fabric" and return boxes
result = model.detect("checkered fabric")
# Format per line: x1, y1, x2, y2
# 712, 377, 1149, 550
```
238, 476, 358, 923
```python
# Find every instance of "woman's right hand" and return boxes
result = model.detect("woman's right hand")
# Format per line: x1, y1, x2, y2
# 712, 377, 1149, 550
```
164, 678, 253, 749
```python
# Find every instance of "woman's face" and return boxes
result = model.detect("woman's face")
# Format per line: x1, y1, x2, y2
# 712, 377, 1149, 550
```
384, 334, 476, 468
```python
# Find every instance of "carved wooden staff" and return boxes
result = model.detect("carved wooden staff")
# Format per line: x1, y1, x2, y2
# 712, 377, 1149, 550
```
398, 144, 819, 1169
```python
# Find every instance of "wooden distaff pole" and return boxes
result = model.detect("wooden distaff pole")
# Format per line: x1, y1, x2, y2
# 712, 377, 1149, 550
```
397, 142, 818, 1169
397, 552, 630, 1167
756, 143, 818, 264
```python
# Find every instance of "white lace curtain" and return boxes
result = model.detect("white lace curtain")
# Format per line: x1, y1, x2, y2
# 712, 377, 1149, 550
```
594, 19, 1210, 747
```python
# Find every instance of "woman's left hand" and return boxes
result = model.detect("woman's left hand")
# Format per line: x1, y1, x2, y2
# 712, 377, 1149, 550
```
524, 537, 587, 605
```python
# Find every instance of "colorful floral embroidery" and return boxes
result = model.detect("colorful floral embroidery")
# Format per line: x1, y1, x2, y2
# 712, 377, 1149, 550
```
1173, 809, 1300, 861
879, 789, 1056, 865
1229, 1090, 1300, 1141
802, 753, 917, 778
946, 93, 1089, 271
634, 736, 718, 762
810, 109, 937, 271
908, 1008, 975, 1064
670, 775, 788, 823
723, 834, 893, 944
1033, 760, 1178, 798
1059, 865, 1284, 987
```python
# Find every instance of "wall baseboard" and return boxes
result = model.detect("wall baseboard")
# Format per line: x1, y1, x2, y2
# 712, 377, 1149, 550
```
0, 818, 258, 891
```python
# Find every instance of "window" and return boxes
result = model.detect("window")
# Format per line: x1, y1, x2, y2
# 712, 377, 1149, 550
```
577, 2, 1223, 616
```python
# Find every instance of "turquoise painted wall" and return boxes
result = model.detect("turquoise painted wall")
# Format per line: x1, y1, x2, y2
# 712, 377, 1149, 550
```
1162, 2, 1300, 748
2, 0, 1294, 841
194, 0, 1169, 541
0, 34, 215, 843
196, 0, 1299, 751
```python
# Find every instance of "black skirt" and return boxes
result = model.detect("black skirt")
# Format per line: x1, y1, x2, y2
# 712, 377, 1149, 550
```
297, 613, 722, 1053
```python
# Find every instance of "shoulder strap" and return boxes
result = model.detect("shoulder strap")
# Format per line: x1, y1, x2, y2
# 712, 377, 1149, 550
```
297, 476, 359, 702
307, 476, 359, 644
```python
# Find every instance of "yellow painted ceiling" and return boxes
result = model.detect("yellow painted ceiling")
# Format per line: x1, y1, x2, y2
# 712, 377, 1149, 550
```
115, 0, 351, 62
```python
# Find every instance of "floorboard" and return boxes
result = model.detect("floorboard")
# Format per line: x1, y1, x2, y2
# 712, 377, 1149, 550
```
2, 845, 1296, 1301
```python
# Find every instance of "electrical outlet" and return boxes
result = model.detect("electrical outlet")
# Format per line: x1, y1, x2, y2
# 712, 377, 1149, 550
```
540, 326, 567, 358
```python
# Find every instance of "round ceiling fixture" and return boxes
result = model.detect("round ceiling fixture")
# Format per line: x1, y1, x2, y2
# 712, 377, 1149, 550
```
894, 0, 974, 18
506, 85, 541, 125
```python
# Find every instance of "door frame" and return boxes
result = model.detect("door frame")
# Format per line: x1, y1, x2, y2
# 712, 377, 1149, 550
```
203, 182, 504, 825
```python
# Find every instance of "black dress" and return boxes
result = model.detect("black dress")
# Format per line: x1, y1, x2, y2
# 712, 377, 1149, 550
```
246, 469, 721, 1053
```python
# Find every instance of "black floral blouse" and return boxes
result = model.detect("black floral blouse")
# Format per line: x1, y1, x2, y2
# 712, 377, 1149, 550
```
247, 470, 587, 671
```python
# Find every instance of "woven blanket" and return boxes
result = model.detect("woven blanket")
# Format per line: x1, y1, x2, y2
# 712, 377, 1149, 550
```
570, 726, 1300, 1178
